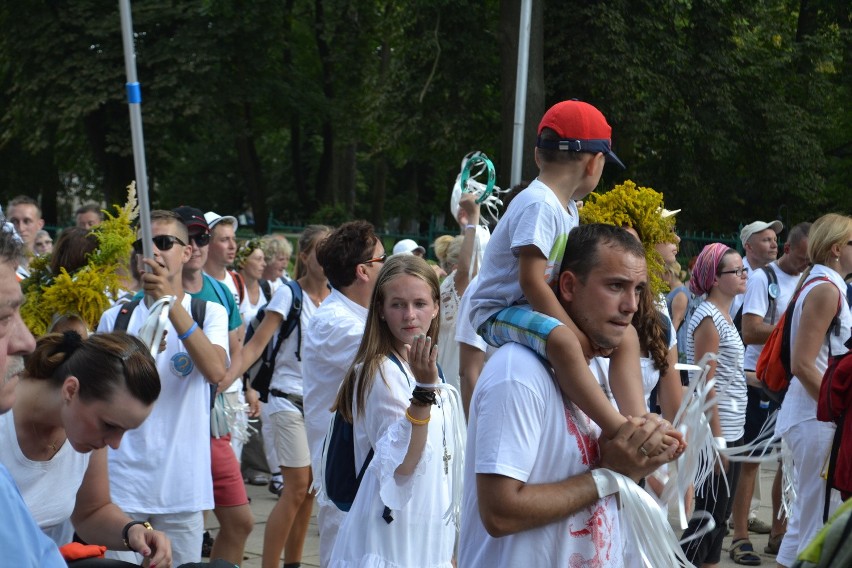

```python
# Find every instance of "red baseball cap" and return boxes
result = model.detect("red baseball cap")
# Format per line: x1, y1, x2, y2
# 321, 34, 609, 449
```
537, 100, 625, 169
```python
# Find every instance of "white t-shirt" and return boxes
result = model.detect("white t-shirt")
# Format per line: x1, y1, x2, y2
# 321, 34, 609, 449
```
741, 262, 800, 370
776, 265, 852, 437
0, 411, 90, 546
302, 289, 368, 478
239, 282, 272, 328
266, 282, 318, 414
455, 275, 488, 352
469, 179, 578, 330
97, 294, 229, 513
460, 343, 623, 567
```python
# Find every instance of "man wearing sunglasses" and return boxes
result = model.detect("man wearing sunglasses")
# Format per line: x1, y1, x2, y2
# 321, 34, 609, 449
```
301, 220, 386, 566
173, 205, 256, 565
98, 210, 230, 566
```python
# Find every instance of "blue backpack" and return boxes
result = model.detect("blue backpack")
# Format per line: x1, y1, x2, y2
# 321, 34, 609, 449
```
245, 280, 302, 403
323, 354, 442, 516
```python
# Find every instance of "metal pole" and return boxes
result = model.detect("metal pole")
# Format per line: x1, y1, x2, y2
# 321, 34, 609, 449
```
510, 0, 533, 187
119, 0, 153, 262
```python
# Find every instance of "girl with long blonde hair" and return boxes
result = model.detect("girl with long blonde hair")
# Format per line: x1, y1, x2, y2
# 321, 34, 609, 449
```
329, 255, 463, 567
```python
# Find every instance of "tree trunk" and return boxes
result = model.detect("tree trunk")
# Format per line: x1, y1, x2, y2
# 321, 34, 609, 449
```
314, 0, 336, 206
82, 105, 135, 208
233, 102, 267, 234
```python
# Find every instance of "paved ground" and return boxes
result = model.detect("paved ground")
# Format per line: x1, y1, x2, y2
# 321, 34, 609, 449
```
207, 462, 783, 567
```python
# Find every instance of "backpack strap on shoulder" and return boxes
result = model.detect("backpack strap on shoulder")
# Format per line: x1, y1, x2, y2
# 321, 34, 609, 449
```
113, 299, 141, 332
762, 265, 779, 324
260, 279, 272, 303
229, 270, 245, 305
189, 296, 207, 330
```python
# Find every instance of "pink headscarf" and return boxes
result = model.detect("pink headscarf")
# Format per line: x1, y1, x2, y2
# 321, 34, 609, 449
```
689, 242, 731, 296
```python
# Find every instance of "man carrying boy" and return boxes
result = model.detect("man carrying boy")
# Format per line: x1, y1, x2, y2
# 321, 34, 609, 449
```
461, 224, 677, 566
98, 210, 229, 566
469, 99, 655, 441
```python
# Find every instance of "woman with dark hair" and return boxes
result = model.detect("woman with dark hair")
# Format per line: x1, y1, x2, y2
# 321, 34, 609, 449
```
0, 331, 172, 566
680, 243, 748, 566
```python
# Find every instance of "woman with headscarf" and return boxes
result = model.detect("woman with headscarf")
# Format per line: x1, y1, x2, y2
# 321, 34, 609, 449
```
680, 242, 749, 566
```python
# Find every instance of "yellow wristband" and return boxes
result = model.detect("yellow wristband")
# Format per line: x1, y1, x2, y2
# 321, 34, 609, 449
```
405, 408, 430, 426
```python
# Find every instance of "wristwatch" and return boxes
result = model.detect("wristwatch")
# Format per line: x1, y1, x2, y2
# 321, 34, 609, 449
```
122, 520, 154, 551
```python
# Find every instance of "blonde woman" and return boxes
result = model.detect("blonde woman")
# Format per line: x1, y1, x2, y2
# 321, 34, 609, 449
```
774, 213, 852, 568
329, 255, 462, 567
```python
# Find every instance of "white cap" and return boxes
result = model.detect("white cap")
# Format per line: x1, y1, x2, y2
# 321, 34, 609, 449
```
204, 211, 239, 231
740, 220, 783, 247
392, 239, 426, 256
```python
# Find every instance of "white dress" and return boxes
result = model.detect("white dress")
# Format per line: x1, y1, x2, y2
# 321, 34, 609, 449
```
329, 356, 457, 567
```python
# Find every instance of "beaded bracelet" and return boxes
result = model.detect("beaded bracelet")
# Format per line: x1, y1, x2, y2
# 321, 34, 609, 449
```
405, 409, 430, 426
411, 387, 437, 406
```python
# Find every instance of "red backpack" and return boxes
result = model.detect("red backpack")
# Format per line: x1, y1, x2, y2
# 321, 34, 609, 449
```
756, 277, 831, 403
817, 336, 852, 511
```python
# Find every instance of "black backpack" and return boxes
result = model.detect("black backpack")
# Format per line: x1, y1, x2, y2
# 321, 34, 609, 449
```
244, 280, 303, 403
113, 297, 207, 334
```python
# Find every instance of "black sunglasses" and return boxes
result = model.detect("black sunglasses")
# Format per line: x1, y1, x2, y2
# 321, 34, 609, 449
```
189, 232, 211, 247
132, 235, 187, 254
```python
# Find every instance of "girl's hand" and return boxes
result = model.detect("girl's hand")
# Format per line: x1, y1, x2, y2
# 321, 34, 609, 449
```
408, 334, 439, 385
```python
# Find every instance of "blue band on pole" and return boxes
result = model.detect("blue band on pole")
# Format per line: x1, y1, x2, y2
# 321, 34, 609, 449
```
126, 82, 142, 104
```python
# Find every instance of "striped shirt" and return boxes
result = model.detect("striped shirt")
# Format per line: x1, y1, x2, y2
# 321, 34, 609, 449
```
687, 301, 747, 441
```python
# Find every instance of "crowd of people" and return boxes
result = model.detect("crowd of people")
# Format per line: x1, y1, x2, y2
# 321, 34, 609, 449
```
0, 98, 850, 568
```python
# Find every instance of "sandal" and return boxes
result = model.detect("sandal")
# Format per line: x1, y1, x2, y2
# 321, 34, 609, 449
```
730, 538, 762, 566
764, 532, 784, 555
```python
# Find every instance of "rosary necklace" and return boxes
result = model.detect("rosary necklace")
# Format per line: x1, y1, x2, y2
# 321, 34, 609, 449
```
438, 394, 451, 475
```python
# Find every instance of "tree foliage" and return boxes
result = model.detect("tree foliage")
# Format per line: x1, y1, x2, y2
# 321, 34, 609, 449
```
0, 0, 848, 234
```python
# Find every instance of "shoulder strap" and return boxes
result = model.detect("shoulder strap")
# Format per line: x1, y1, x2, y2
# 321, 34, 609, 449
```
781, 276, 834, 376
189, 296, 207, 330
268, 280, 303, 363
260, 279, 272, 302
114, 299, 141, 332
762, 265, 779, 324
229, 270, 245, 305
204, 274, 234, 317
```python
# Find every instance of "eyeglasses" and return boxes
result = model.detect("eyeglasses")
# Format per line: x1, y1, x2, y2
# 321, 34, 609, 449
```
132, 235, 187, 254
719, 267, 749, 277
360, 253, 387, 265
189, 232, 210, 247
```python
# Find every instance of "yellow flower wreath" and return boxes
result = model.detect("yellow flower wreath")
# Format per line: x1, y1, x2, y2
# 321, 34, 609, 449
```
578, 180, 677, 296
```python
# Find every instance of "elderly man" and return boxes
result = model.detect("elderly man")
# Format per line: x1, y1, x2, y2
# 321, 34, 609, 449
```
460, 224, 677, 567
0, 224, 65, 565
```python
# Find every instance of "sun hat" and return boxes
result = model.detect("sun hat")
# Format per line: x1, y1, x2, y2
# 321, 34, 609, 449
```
740, 220, 783, 247
392, 239, 426, 256
204, 211, 239, 232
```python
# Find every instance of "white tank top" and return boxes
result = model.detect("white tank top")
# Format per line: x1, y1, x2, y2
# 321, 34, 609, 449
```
0, 410, 90, 546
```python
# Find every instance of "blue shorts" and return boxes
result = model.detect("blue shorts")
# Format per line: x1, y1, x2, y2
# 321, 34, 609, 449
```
477, 305, 563, 360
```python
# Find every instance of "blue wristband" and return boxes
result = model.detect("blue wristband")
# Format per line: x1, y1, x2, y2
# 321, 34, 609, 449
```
178, 322, 198, 341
